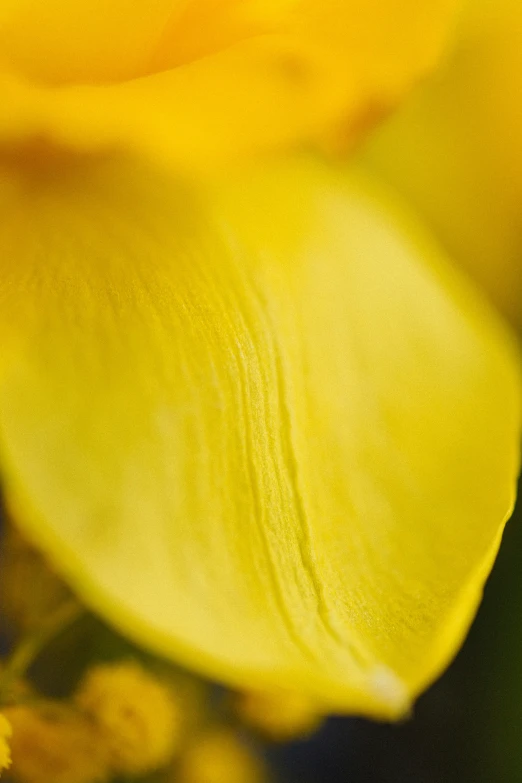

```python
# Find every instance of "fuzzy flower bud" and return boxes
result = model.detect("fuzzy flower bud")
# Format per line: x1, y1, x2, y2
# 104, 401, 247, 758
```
75, 661, 180, 776
3, 703, 109, 783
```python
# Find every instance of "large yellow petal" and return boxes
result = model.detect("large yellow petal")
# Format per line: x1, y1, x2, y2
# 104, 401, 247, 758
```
0, 154, 518, 718
0, 0, 458, 168
361, 0, 522, 325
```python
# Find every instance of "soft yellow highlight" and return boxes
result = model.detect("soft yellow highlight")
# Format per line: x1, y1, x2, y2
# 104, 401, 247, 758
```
75, 661, 180, 775
362, 0, 522, 325
0, 714, 11, 776
0, 1, 458, 168
177, 730, 265, 783
0, 154, 518, 719
234, 689, 324, 741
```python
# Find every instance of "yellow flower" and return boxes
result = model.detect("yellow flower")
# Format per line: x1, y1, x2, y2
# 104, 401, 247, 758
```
0, 0, 519, 724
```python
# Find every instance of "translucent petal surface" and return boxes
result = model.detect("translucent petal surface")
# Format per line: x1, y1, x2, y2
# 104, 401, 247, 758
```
0, 154, 518, 718
0, 0, 458, 167
361, 0, 522, 325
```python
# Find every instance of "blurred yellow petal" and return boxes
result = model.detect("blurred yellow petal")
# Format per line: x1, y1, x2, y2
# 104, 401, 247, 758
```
361, 0, 522, 324
0, 155, 518, 719
0, 0, 184, 84
0, 0, 458, 168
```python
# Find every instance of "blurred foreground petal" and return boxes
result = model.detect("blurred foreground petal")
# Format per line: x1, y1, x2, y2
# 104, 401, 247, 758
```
0, 0, 458, 168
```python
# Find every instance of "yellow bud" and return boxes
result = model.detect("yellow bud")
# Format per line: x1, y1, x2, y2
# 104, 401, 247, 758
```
75, 661, 180, 776
0, 714, 12, 776
3, 703, 109, 783
234, 689, 324, 742
177, 729, 265, 783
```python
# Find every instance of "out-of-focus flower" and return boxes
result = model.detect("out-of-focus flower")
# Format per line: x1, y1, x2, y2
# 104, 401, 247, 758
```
176, 729, 265, 783
0, 0, 519, 730
233, 688, 324, 742
362, 0, 522, 324
3, 703, 110, 783
74, 660, 181, 775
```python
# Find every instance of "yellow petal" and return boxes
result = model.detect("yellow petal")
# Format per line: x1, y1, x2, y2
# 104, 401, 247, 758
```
0, 0, 458, 168
0, 0, 183, 84
0, 0, 306, 85
361, 0, 522, 325
0, 154, 518, 719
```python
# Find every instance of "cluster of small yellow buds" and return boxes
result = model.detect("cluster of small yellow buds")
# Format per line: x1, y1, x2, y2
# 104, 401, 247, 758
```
0, 713, 11, 777
74, 660, 181, 776
3, 703, 108, 783
3, 660, 184, 783
176, 729, 265, 783
1, 649, 323, 783
233, 688, 324, 742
